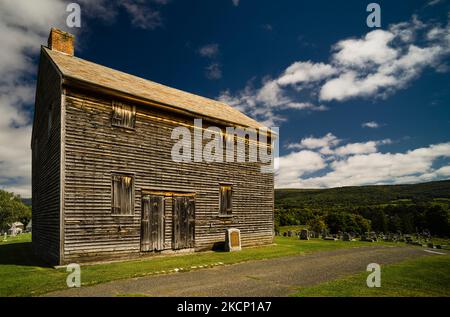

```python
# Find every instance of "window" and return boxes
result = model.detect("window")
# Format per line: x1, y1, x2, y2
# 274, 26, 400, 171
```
112, 101, 136, 129
219, 184, 232, 215
112, 173, 134, 215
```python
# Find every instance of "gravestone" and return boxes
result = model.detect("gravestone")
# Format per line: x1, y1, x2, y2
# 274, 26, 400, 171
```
405, 235, 413, 244
225, 228, 241, 252
343, 232, 351, 241
299, 229, 309, 240
360, 233, 374, 242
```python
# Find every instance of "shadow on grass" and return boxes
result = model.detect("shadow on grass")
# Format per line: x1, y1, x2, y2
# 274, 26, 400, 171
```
0, 242, 51, 267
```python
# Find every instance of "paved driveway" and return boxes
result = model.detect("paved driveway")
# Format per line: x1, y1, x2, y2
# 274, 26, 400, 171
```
46, 245, 441, 297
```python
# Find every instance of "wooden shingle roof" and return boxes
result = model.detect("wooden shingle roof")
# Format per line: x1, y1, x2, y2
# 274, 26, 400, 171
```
43, 47, 265, 129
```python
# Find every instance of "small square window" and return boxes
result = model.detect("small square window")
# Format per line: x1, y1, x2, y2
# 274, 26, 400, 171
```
112, 173, 134, 215
219, 184, 232, 215
112, 101, 136, 129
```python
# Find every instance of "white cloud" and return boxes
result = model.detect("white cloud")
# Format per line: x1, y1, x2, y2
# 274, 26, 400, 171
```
288, 133, 340, 150
276, 136, 450, 188
427, 0, 444, 6
362, 121, 380, 128
319, 16, 449, 102
232, 0, 240, 6
285, 102, 328, 111
221, 14, 450, 123
218, 71, 331, 125
121, 1, 164, 29
198, 43, 220, 58
205, 63, 222, 80
320, 71, 398, 101
334, 141, 379, 156
332, 30, 398, 67
276, 150, 326, 188
277, 61, 337, 86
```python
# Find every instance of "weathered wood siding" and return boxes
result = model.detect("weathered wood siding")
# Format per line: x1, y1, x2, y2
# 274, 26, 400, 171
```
32, 51, 62, 264
62, 87, 274, 264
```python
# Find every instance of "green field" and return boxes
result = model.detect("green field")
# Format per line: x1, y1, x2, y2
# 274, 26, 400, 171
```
0, 233, 396, 297
293, 254, 450, 297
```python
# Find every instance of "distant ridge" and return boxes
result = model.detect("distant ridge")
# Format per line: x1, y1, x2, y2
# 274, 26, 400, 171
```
20, 198, 32, 207
275, 180, 450, 208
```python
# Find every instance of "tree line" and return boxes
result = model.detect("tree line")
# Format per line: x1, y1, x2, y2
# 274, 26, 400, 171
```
0, 190, 31, 232
275, 204, 450, 237
275, 181, 450, 237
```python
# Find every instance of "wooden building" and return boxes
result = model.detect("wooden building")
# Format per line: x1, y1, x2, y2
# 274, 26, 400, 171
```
32, 28, 274, 265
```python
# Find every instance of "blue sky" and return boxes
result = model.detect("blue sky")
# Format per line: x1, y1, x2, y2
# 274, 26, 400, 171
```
0, 0, 449, 196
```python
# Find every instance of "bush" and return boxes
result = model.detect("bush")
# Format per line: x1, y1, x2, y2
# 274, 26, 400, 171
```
325, 212, 371, 235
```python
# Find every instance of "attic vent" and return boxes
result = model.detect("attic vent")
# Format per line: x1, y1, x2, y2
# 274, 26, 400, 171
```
112, 101, 136, 129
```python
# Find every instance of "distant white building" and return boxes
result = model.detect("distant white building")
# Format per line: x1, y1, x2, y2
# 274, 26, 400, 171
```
8, 222, 24, 236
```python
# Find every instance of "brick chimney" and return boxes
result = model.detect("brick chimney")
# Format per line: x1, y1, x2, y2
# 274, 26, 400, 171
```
47, 28, 74, 56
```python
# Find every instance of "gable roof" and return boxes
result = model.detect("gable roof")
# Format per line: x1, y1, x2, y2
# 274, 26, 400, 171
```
43, 47, 265, 130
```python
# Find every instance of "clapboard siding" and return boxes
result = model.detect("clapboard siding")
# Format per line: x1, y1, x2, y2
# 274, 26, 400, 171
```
61, 87, 274, 264
31, 51, 62, 264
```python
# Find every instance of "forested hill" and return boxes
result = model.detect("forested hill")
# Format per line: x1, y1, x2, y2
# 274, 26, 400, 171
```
21, 198, 32, 207
275, 180, 450, 209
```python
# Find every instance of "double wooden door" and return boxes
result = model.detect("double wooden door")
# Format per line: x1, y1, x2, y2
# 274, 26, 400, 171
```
141, 194, 195, 252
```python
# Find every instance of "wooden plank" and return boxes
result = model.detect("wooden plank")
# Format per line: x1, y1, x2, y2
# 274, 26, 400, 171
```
140, 196, 150, 252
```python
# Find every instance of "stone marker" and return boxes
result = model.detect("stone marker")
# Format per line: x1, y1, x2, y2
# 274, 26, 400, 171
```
299, 229, 309, 240
225, 228, 241, 252
343, 232, 351, 241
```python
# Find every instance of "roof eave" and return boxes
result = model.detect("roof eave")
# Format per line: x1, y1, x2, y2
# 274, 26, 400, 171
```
61, 75, 275, 135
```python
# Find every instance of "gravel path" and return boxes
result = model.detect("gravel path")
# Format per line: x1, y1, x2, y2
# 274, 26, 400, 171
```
45, 245, 440, 297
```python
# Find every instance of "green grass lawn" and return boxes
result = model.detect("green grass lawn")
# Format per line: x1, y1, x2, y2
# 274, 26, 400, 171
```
293, 254, 450, 297
0, 233, 396, 297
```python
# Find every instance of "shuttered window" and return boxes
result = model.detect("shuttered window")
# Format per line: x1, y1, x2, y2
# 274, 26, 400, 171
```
112, 101, 136, 129
112, 174, 134, 215
219, 184, 232, 215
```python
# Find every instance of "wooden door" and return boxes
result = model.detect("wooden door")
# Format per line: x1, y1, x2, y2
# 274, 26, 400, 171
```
172, 195, 195, 250
141, 195, 164, 252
